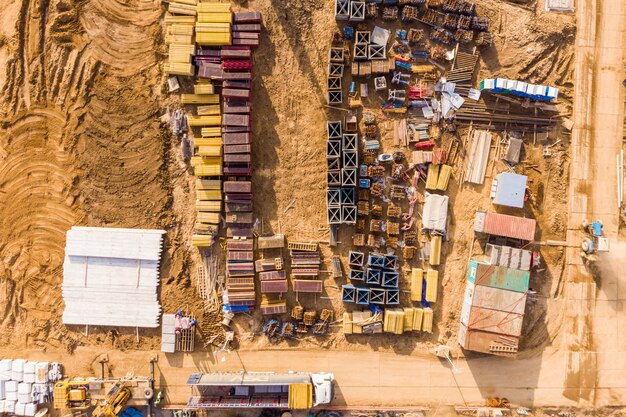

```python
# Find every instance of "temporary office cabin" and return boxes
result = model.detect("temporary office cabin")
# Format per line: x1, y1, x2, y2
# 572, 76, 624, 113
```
491, 173, 527, 208
186, 372, 333, 409
458, 323, 519, 357
467, 260, 530, 293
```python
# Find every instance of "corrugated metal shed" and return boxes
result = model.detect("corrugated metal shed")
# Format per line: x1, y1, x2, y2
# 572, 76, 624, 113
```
491, 173, 527, 208
462, 306, 524, 336
422, 193, 448, 233
464, 130, 492, 184
458, 323, 519, 356
505, 137, 523, 164
62, 226, 165, 328
463, 281, 527, 314
468, 261, 530, 293
479, 211, 536, 241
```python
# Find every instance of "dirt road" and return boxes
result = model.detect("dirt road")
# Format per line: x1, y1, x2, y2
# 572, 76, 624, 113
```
564, 0, 625, 407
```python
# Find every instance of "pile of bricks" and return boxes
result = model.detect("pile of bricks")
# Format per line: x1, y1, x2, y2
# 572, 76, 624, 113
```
287, 241, 323, 294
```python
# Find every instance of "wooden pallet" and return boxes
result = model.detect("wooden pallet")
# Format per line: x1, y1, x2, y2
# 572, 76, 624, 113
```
176, 314, 196, 352
287, 242, 318, 252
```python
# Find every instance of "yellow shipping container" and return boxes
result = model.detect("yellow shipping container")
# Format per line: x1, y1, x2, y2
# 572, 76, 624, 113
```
343, 312, 353, 334
426, 164, 440, 190
436, 164, 452, 191
412, 308, 424, 331
422, 308, 433, 333
425, 269, 438, 303
410, 268, 423, 301
429, 235, 442, 266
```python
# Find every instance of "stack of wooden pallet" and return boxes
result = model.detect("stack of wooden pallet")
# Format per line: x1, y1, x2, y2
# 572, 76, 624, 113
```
224, 239, 256, 312
196, 3, 232, 46
164, 0, 197, 76
288, 242, 323, 294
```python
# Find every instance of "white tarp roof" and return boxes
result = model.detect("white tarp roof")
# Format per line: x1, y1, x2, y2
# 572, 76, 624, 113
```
62, 226, 165, 328
422, 193, 449, 233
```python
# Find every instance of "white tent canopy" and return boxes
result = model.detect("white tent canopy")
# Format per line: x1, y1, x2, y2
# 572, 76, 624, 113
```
421, 193, 449, 234
62, 226, 166, 328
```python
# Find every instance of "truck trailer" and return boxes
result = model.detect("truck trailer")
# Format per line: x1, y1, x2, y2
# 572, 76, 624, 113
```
186, 371, 334, 410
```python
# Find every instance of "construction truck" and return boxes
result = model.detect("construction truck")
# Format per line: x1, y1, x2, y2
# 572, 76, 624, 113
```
92, 382, 132, 417
581, 219, 609, 256
53, 379, 94, 409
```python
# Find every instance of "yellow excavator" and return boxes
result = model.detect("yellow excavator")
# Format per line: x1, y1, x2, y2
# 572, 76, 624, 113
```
92, 382, 131, 417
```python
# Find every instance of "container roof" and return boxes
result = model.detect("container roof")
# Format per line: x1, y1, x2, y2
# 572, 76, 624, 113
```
187, 372, 310, 386
493, 173, 527, 208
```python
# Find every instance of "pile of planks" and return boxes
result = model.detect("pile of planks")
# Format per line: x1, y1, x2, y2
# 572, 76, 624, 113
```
224, 239, 256, 312
288, 241, 323, 294
165, 0, 197, 76
196, 3, 232, 46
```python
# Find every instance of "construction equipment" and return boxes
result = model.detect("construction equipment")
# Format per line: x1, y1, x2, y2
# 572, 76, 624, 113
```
54, 380, 93, 409
92, 382, 131, 417
581, 219, 609, 255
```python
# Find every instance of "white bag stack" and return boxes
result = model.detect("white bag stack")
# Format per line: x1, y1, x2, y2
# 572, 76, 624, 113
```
6, 381, 18, 401
18, 383, 32, 404
23, 362, 36, 384
15, 401, 26, 416
24, 402, 37, 417
5, 399, 16, 413
35, 363, 48, 384
11, 359, 25, 382
0, 360, 12, 381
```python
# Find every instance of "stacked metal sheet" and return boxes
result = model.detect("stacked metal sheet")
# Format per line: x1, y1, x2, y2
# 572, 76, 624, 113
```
288, 241, 322, 294
224, 239, 256, 312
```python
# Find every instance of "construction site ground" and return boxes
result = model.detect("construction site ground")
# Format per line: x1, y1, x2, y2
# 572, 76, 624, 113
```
0, 0, 624, 412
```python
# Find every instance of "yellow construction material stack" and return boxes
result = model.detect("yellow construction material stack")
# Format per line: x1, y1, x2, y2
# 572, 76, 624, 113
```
410, 268, 423, 301
196, 146, 222, 157
194, 137, 222, 147
425, 269, 438, 302
436, 164, 452, 191
197, 105, 221, 116
426, 164, 440, 190
181, 94, 220, 105
429, 235, 442, 265
201, 127, 222, 137
383, 309, 405, 334
164, 1, 196, 76
196, 3, 232, 45
188, 115, 222, 127
343, 312, 353, 334
288, 383, 313, 410
194, 83, 215, 95
351, 310, 371, 334
422, 308, 433, 333
192, 234, 213, 246
412, 308, 424, 331
403, 308, 415, 332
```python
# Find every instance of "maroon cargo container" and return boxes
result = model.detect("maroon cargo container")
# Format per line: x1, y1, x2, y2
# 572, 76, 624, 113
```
223, 132, 251, 145
224, 181, 252, 193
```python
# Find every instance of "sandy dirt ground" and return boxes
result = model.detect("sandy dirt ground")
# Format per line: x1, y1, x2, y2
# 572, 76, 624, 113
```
1, 0, 621, 411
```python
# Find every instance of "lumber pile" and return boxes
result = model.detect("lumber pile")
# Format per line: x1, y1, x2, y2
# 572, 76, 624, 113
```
164, 0, 197, 76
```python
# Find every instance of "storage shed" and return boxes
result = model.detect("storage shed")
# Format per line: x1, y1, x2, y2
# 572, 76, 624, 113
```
474, 211, 536, 242
491, 173, 527, 208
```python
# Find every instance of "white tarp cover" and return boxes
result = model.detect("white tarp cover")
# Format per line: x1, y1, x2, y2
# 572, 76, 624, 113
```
421, 193, 449, 233
62, 226, 165, 328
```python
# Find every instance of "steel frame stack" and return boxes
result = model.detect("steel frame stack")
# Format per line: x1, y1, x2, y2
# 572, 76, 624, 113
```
326, 121, 358, 225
